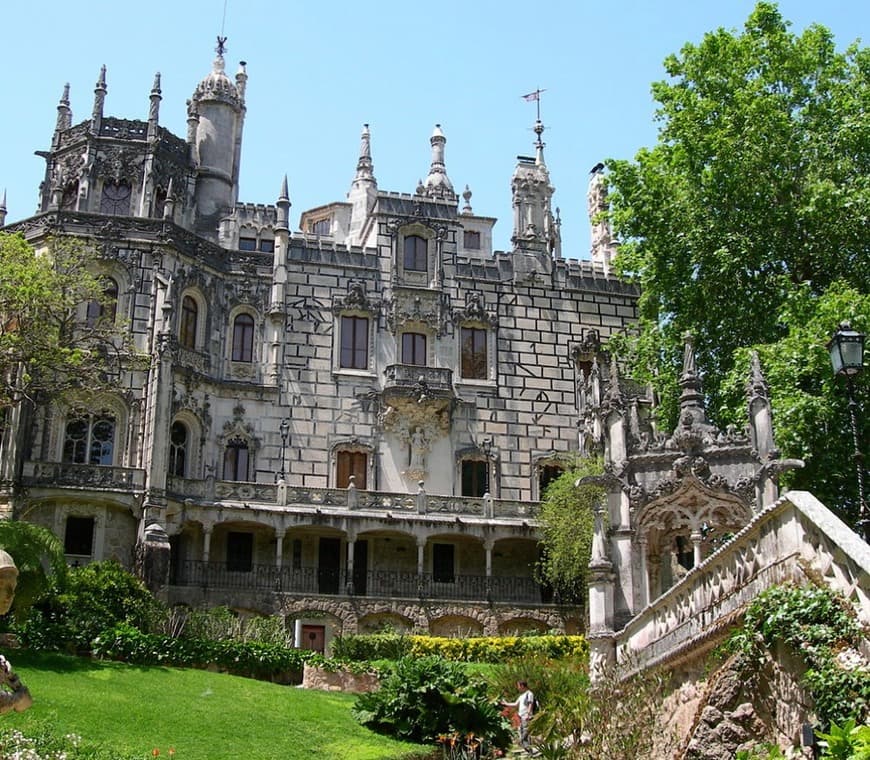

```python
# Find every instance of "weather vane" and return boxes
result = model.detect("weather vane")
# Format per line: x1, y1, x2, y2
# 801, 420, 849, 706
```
521, 88, 547, 122
216, 36, 227, 56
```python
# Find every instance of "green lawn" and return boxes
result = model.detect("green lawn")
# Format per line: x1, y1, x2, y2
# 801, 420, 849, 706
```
5, 650, 432, 760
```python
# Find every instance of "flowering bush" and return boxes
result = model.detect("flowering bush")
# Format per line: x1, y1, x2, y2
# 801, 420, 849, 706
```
0, 726, 140, 759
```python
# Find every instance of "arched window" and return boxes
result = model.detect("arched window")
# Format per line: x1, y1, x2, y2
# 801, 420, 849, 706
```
232, 314, 255, 362
180, 296, 198, 350
223, 437, 250, 481
403, 235, 427, 271
86, 277, 119, 328
401, 332, 427, 366
169, 421, 188, 477
63, 412, 116, 466
99, 181, 132, 216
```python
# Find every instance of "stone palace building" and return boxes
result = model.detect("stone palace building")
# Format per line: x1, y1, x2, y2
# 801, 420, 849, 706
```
0, 42, 638, 650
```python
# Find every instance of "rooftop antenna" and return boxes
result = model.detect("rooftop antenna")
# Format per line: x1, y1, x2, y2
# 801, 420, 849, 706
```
215, 0, 229, 55
220, 0, 229, 38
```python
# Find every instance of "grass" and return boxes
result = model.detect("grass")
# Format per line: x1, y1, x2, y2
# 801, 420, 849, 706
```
5, 650, 432, 760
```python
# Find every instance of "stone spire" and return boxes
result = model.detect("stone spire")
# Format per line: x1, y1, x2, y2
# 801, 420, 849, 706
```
147, 72, 162, 140
353, 123, 375, 184
510, 118, 556, 257
421, 124, 456, 201
588, 163, 616, 269
90, 65, 107, 135
53, 83, 72, 147
666, 332, 720, 452
276, 174, 291, 231
0, 189, 6, 227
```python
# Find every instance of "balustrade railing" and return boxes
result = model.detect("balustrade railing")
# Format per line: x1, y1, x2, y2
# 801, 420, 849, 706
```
22, 461, 145, 490
171, 560, 547, 603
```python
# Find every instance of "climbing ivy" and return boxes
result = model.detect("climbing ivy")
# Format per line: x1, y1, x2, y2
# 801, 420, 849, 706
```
725, 584, 870, 731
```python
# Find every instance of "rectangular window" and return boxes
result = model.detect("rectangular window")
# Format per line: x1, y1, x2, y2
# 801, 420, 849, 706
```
311, 218, 331, 235
461, 460, 487, 497
223, 440, 250, 481
336, 451, 367, 490
463, 230, 481, 250
539, 465, 564, 497
460, 327, 488, 379
226, 531, 253, 572
401, 333, 427, 366
238, 237, 257, 251
340, 316, 369, 370
403, 235, 428, 271
64, 516, 95, 556
432, 543, 455, 584
258, 239, 275, 253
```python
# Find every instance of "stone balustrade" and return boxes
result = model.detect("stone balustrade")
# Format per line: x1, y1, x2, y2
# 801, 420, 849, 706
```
22, 460, 145, 491
611, 491, 870, 675
165, 475, 536, 520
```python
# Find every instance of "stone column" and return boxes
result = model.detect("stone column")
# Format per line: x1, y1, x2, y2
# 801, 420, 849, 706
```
346, 533, 356, 594
416, 537, 426, 576
202, 524, 213, 563
691, 530, 703, 569
275, 529, 285, 568
484, 539, 494, 578
638, 536, 650, 609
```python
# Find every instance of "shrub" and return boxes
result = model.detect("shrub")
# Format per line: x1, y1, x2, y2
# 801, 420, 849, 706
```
352, 655, 512, 751
333, 633, 587, 664
17, 560, 165, 652
92, 623, 314, 679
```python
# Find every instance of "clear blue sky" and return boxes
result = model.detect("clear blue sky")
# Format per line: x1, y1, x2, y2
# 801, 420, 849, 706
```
1, 1, 866, 259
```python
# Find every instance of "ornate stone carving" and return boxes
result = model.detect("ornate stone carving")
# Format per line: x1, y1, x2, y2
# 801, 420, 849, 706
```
333, 280, 376, 315
452, 291, 497, 328
386, 289, 451, 336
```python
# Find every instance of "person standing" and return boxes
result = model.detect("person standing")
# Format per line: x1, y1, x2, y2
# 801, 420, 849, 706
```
502, 679, 536, 755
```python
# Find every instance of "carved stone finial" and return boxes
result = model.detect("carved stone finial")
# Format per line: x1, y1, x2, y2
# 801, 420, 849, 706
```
746, 351, 769, 403
462, 185, 473, 214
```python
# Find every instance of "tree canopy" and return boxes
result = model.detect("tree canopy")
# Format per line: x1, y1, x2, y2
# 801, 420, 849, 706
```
606, 3, 869, 518
0, 232, 134, 412
535, 458, 604, 606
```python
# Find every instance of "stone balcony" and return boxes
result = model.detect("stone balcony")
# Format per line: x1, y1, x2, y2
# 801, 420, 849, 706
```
166, 475, 538, 520
383, 364, 455, 403
21, 461, 146, 492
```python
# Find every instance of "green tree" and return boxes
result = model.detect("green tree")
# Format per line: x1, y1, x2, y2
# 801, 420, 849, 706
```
535, 458, 604, 606
606, 3, 869, 516
0, 232, 133, 411
0, 520, 67, 621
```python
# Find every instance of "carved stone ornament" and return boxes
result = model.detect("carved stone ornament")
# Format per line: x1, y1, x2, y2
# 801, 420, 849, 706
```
333, 280, 376, 315
452, 291, 497, 328
381, 395, 452, 438
387, 289, 450, 336
93, 146, 143, 184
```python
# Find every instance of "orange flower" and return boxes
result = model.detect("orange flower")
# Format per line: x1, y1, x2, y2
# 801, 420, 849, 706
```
168, 750, 176, 757
152, 751, 160, 758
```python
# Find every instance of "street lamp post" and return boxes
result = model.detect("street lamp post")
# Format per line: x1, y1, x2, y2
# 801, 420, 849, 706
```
277, 418, 291, 483
827, 322, 867, 541
481, 436, 493, 496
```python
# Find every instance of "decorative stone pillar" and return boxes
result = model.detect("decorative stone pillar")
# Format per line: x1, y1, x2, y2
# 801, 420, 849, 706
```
638, 536, 650, 609
416, 536, 426, 577
483, 539, 494, 578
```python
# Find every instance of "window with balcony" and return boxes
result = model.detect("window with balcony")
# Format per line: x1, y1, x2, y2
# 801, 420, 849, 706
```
401, 332, 427, 366
169, 421, 188, 477
64, 516, 95, 557
336, 450, 367, 490
340, 316, 369, 370
226, 531, 253, 572
433, 543, 455, 583
63, 412, 115, 466
460, 327, 488, 380
232, 313, 255, 362
180, 295, 198, 350
223, 437, 250, 482
99, 181, 131, 216
461, 459, 488, 497
403, 235, 428, 272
